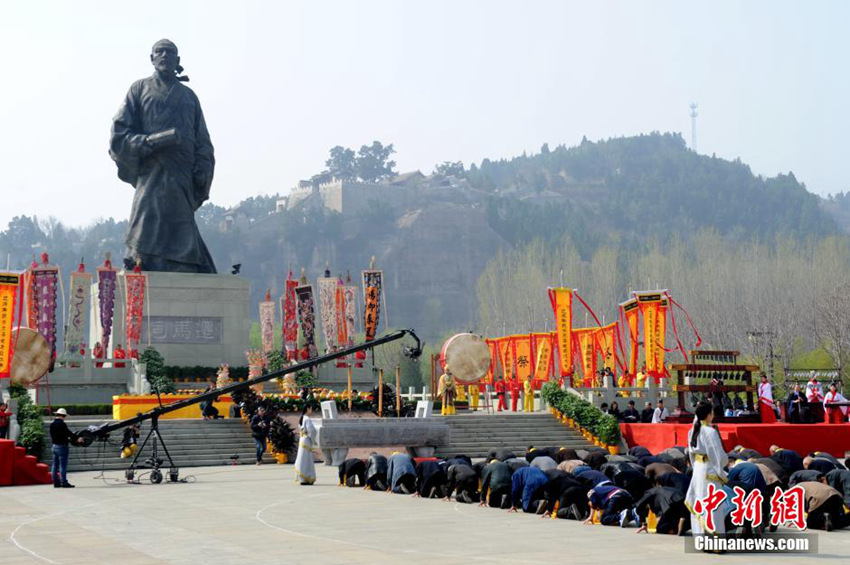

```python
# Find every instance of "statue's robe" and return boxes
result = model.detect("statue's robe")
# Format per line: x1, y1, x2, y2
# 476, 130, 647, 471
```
110, 74, 216, 272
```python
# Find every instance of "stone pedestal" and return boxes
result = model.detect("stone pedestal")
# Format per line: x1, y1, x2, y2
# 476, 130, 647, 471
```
92, 272, 250, 367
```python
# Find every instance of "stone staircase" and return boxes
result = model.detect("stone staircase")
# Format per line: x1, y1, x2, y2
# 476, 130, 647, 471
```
434, 412, 594, 459
43, 418, 275, 473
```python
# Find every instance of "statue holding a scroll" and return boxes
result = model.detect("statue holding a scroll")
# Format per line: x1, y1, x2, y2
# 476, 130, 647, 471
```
109, 39, 216, 273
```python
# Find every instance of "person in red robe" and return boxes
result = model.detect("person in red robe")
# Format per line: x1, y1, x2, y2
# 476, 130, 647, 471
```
93, 342, 105, 368
495, 377, 507, 412
757, 373, 777, 423
823, 383, 848, 424
509, 376, 521, 412
113, 344, 127, 368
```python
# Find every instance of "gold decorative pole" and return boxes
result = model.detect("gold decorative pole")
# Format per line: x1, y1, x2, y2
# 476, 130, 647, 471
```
378, 369, 383, 417
347, 366, 353, 412
395, 366, 401, 415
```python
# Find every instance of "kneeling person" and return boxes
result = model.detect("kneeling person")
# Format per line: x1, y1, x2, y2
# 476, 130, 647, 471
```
339, 458, 366, 487
446, 463, 480, 503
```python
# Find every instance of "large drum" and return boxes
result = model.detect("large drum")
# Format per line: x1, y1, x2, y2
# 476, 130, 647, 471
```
10, 327, 51, 385
440, 333, 491, 385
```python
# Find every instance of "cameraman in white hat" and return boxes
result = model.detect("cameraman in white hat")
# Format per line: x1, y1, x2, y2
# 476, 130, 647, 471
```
49, 408, 83, 488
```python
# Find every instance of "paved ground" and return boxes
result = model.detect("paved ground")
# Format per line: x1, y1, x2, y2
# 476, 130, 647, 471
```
2, 464, 849, 565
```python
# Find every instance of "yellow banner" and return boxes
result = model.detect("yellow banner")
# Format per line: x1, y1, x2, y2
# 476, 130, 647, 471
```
498, 337, 514, 381
533, 332, 552, 381
0, 273, 21, 379
548, 288, 573, 377
598, 322, 618, 375
514, 335, 533, 382
573, 327, 599, 387
637, 293, 666, 380
622, 299, 639, 378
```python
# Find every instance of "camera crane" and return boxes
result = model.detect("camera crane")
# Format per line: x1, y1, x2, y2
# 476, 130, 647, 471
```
78, 328, 422, 483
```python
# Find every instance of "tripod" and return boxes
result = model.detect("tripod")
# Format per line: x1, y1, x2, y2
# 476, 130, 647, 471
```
127, 416, 178, 484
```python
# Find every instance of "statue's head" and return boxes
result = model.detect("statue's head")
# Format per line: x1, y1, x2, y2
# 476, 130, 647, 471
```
150, 39, 180, 75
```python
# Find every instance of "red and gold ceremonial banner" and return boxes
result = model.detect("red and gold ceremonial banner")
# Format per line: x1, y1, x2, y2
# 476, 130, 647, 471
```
573, 328, 599, 387
498, 337, 515, 381
636, 292, 667, 381
259, 291, 275, 354
483, 338, 496, 384
0, 272, 23, 380
282, 270, 298, 359
64, 265, 93, 359
532, 332, 552, 382
97, 257, 117, 351
621, 298, 640, 380
335, 279, 349, 347
597, 322, 619, 376
362, 270, 383, 342
513, 335, 533, 383
124, 272, 146, 355
28, 256, 59, 360
548, 287, 573, 377
295, 284, 318, 359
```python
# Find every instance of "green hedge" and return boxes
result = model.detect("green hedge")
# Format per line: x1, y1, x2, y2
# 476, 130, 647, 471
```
41, 404, 113, 416
9, 384, 45, 458
541, 382, 621, 445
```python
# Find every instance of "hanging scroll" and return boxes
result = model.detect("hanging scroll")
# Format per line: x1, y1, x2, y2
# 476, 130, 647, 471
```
28, 254, 59, 361
621, 298, 640, 380
295, 284, 318, 359
282, 270, 298, 360
636, 292, 667, 381
0, 272, 22, 380
97, 257, 117, 352
532, 332, 552, 382
124, 271, 147, 356
362, 269, 383, 342
548, 287, 573, 377
318, 276, 338, 352
573, 328, 599, 387
64, 263, 92, 359
514, 335, 533, 383
335, 279, 349, 347
259, 290, 275, 354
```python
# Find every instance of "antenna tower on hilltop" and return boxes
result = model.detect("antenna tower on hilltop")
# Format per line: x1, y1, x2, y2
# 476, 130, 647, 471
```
689, 102, 699, 152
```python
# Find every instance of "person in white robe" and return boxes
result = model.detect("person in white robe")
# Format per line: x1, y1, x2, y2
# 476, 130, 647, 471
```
823, 383, 848, 424
685, 401, 729, 539
294, 405, 318, 485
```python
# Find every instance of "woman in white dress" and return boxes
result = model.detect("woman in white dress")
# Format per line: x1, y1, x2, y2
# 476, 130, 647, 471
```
685, 401, 729, 537
294, 405, 317, 485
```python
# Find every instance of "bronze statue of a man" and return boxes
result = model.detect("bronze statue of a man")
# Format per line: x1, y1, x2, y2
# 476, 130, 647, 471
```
109, 39, 216, 273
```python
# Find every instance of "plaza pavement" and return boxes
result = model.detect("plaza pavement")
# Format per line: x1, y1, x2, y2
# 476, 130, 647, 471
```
2, 464, 849, 565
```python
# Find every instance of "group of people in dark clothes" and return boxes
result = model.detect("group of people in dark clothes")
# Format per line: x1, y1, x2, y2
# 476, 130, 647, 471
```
337, 441, 850, 534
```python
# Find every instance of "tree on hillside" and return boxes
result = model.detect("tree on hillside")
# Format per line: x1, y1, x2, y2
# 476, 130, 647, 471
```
434, 161, 465, 177
356, 141, 396, 182
326, 146, 357, 179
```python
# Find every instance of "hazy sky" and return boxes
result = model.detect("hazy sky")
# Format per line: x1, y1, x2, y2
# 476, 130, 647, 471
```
2, 0, 848, 228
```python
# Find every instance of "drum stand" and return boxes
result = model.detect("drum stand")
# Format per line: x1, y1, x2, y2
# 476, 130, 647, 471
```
127, 416, 178, 484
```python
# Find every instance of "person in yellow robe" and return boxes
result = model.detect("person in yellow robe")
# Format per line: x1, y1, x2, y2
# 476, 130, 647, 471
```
523, 377, 534, 412
438, 368, 457, 415
468, 382, 480, 411
455, 381, 467, 403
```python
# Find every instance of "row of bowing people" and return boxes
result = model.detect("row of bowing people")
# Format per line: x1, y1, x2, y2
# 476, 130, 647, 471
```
338, 436, 850, 534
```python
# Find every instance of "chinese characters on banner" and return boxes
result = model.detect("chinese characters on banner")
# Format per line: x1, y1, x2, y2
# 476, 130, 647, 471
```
362, 270, 382, 342
0, 272, 22, 380
532, 332, 552, 382
573, 328, 599, 387
334, 279, 349, 348
548, 287, 573, 379
597, 322, 620, 376
621, 298, 640, 379
636, 292, 667, 381
498, 337, 514, 381
259, 291, 275, 355
513, 335, 532, 383
124, 272, 146, 356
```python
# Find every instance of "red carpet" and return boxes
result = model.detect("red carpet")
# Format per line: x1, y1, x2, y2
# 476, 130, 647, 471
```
620, 423, 850, 458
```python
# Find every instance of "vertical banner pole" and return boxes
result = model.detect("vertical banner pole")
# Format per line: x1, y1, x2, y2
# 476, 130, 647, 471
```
347, 366, 353, 412
378, 369, 383, 417
395, 366, 401, 415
